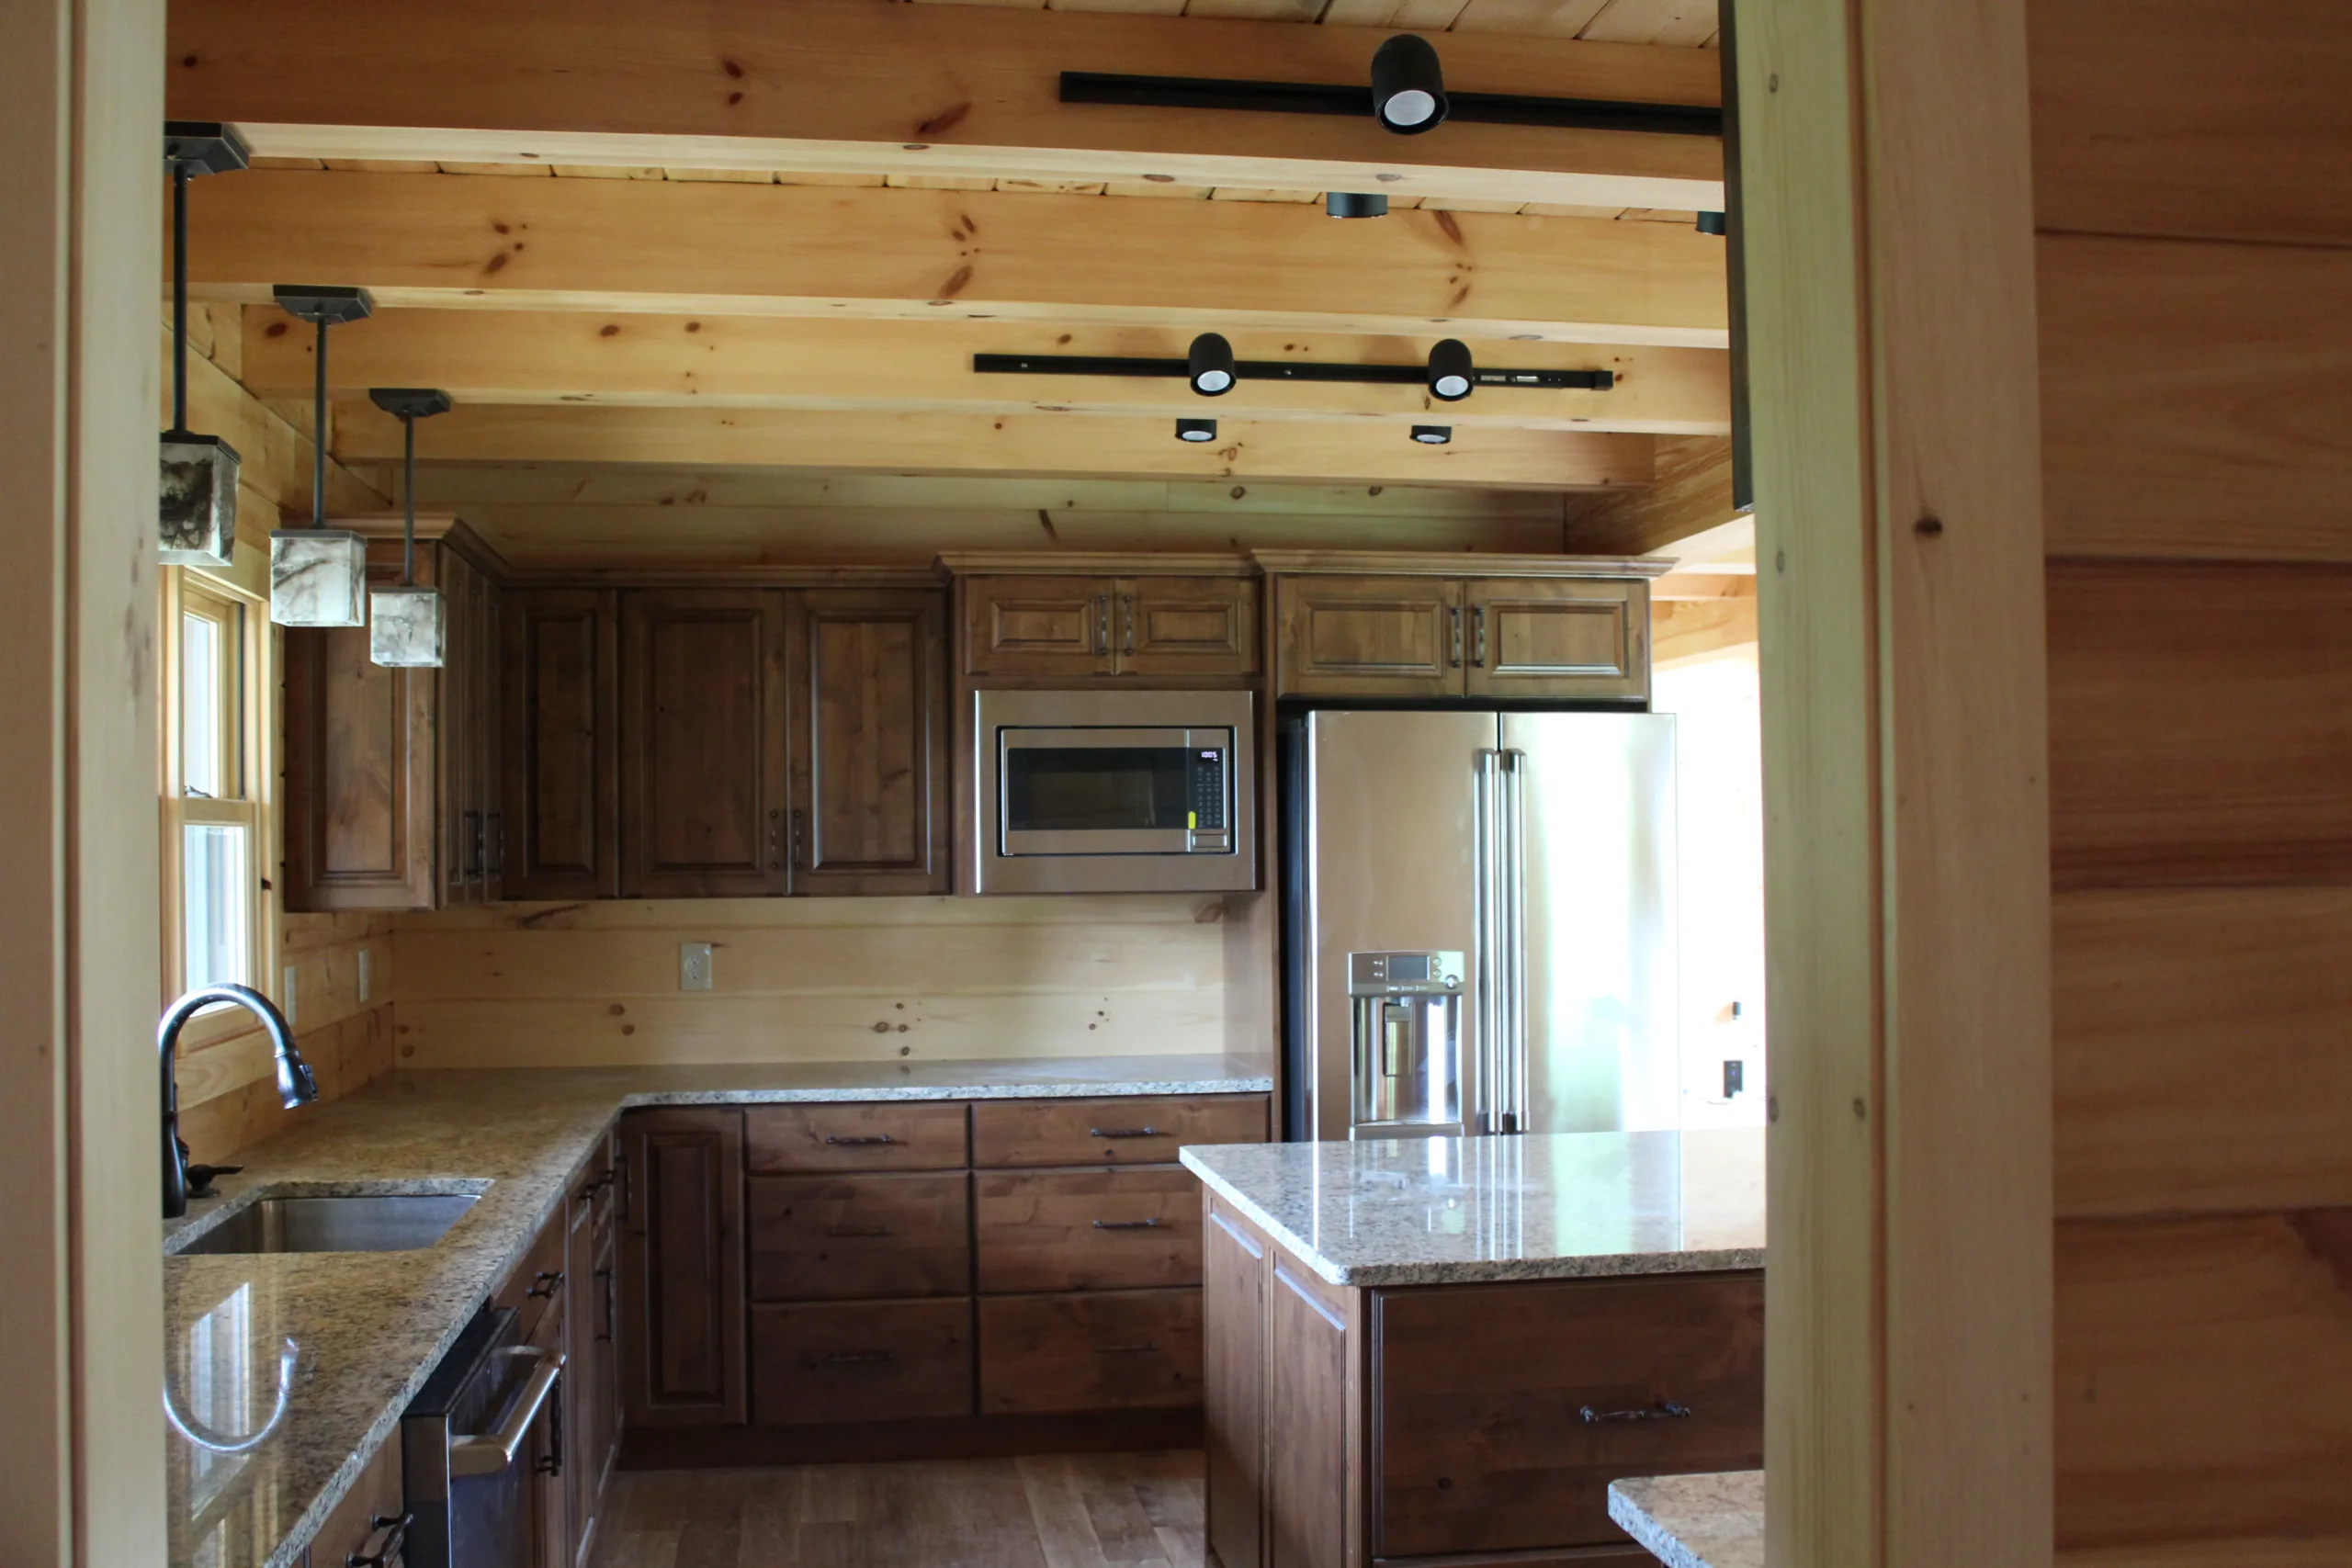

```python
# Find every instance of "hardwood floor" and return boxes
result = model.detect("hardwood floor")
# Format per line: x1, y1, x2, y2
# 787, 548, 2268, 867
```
589, 1450, 1206, 1568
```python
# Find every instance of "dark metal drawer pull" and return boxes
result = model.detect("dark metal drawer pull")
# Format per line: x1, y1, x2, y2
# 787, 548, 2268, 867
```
1580, 1401, 1692, 1424
826, 1224, 896, 1238
822, 1350, 897, 1366
1092, 1218, 1164, 1230
823, 1134, 896, 1145
1094, 1340, 1160, 1355
1089, 1126, 1161, 1139
345, 1511, 413, 1568
526, 1269, 563, 1299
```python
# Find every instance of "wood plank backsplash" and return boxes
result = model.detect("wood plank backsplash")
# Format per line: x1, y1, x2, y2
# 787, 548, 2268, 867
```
389, 895, 1229, 1069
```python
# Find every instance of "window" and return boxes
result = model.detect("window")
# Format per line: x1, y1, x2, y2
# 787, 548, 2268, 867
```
163, 576, 267, 1013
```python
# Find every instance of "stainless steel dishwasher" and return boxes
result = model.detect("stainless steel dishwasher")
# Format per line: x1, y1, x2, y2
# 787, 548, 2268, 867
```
400, 1305, 564, 1568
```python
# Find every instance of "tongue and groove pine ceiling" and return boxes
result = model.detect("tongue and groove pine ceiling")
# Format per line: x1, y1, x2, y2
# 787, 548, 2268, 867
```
167, 0, 1737, 565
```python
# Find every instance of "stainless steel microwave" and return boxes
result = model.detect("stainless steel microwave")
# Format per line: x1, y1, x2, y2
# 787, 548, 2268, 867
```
972, 689, 1256, 894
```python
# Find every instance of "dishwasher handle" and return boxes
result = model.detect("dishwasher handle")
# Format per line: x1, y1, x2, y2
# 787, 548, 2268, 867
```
449, 1347, 566, 1478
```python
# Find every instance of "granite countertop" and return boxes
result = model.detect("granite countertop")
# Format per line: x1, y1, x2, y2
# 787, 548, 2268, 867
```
1179, 1127, 1764, 1287
1608, 1472, 1765, 1568
162, 1055, 1272, 1568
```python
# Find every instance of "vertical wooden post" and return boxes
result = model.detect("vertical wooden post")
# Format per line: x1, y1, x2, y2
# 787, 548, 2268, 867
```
0, 1, 170, 1562
1740, 0, 2053, 1562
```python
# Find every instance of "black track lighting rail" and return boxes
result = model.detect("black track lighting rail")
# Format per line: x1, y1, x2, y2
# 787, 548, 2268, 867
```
1058, 72, 1721, 139
975, 354, 1613, 391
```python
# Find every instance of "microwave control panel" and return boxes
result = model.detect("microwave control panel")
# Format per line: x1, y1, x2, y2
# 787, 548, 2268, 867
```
1189, 747, 1228, 834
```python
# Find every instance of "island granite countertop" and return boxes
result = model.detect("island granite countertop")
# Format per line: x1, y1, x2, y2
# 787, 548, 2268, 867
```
1179, 1127, 1765, 1287
1608, 1471, 1765, 1568
162, 1055, 1272, 1568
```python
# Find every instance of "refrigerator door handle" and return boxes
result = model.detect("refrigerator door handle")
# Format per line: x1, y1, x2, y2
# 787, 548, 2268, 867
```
1474, 749, 1506, 1135
1500, 749, 1531, 1134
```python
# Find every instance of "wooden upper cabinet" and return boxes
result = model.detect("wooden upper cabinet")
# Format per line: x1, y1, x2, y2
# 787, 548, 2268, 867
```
1272, 574, 1464, 699
619, 589, 792, 897
1463, 578, 1649, 703
1118, 576, 1259, 677
618, 1108, 748, 1427
963, 575, 1115, 677
788, 588, 950, 896
286, 534, 503, 912
503, 588, 619, 900
958, 567, 1259, 680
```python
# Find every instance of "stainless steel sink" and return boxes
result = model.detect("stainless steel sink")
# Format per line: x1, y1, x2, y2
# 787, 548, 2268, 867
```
175, 1192, 480, 1255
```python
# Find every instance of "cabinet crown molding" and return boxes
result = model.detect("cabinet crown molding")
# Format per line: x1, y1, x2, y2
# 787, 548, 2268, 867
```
1250, 549, 1674, 579
937, 552, 1257, 579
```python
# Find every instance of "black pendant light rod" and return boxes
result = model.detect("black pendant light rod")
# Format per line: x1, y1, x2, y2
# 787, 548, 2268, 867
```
273, 286, 376, 526
172, 160, 191, 435
367, 389, 454, 586
1058, 73, 1721, 138
974, 353, 1613, 391
311, 318, 329, 527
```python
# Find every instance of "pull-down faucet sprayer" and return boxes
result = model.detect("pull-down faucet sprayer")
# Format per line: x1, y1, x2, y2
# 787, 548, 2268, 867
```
159, 984, 317, 1218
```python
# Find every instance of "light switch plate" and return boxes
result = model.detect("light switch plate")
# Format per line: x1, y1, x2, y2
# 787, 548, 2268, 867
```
679, 942, 714, 991
357, 948, 371, 1004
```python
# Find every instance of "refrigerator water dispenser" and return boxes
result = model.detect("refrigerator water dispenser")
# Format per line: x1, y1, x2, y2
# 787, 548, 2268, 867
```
1348, 951, 1465, 1138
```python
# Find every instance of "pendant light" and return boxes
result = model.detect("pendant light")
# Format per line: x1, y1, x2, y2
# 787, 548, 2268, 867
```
267, 285, 375, 627
159, 124, 249, 570
366, 389, 454, 668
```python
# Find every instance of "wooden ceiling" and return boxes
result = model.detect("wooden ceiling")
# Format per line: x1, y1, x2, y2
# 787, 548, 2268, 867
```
169, 0, 1736, 560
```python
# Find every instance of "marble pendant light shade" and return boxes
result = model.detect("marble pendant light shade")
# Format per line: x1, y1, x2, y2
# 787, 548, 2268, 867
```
159, 125, 248, 570
366, 388, 455, 668
268, 286, 374, 627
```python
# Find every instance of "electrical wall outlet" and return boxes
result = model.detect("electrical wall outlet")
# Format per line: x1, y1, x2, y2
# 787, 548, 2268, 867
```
679, 942, 714, 992
357, 948, 372, 1004
282, 965, 299, 1027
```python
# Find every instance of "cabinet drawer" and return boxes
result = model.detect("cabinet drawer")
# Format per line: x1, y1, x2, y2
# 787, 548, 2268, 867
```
492, 1207, 570, 1338
746, 1103, 968, 1173
1374, 1272, 1764, 1556
976, 1167, 1201, 1292
748, 1172, 971, 1302
971, 1095, 1265, 1168
978, 1289, 1203, 1413
751, 1298, 974, 1425
310, 1433, 404, 1568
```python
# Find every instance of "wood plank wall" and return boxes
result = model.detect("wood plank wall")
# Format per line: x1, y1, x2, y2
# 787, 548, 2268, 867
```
164, 305, 401, 1164
2033, 0, 2352, 1551
389, 896, 1230, 1070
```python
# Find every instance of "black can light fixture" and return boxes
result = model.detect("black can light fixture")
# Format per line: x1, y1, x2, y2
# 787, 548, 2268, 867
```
1326, 192, 1389, 219
160, 123, 250, 570
1427, 339, 1475, 402
1411, 424, 1453, 446
1188, 333, 1237, 397
1176, 418, 1219, 443
1372, 34, 1448, 134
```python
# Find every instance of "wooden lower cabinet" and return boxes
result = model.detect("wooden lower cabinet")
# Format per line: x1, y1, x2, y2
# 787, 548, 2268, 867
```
306, 1434, 404, 1568
974, 1167, 1200, 1292
752, 1298, 975, 1424
1203, 1193, 1763, 1568
978, 1289, 1204, 1414
618, 1109, 748, 1427
747, 1171, 971, 1302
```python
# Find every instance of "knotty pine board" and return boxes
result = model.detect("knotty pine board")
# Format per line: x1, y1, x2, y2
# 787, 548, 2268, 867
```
390, 895, 1228, 1069
174, 912, 395, 1113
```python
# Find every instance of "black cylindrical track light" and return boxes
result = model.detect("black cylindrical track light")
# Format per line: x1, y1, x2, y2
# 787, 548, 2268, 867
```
1177, 418, 1219, 443
1696, 210, 1728, 235
1372, 35, 1448, 134
1187, 333, 1236, 396
1326, 191, 1389, 219
1411, 424, 1453, 445
1427, 338, 1474, 402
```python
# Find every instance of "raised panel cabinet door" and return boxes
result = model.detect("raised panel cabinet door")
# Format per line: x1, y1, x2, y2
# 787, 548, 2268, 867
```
620, 589, 792, 897
1272, 575, 1464, 699
1267, 1263, 1351, 1568
437, 549, 479, 908
618, 1109, 749, 1427
502, 588, 618, 899
284, 542, 437, 910
476, 566, 506, 902
961, 575, 1115, 677
1204, 1203, 1268, 1568
788, 589, 951, 896
1114, 576, 1261, 677
1462, 579, 1649, 703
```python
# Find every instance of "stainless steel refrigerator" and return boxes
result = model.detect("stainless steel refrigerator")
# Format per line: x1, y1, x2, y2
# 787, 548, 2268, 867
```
1282, 708, 1679, 1143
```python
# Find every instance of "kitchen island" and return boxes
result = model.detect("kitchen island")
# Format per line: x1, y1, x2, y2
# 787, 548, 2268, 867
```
1181, 1130, 1765, 1568
161, 1055, 1272, 1568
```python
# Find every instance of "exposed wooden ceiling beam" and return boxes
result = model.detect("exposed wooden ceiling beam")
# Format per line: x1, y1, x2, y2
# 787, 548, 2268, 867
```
241, 309, 1728, 434
329, 402, 1655, 491
166, 0, 1724, 209
189, 171, 1727, 347
1563, 432, 1742, 549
